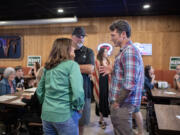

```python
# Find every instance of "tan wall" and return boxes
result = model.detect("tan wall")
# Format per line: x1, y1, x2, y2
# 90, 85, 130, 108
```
0, 16, 180, 70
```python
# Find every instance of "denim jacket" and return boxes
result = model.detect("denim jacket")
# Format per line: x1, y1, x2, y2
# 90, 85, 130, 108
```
0, 78, 16, 96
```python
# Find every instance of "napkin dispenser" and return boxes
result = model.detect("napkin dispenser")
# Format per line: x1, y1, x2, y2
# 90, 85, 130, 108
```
157, 81, 168, 89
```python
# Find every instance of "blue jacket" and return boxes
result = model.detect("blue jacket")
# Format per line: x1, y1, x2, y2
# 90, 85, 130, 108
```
144, 76, 154, 91
0, 78, 16, 96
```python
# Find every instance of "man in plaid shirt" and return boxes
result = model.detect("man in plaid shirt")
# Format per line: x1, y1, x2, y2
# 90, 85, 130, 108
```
100, 20, 144, 135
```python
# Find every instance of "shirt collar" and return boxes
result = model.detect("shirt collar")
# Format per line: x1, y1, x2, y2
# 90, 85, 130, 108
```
120, 40, 133, 52
77, 43, 83, 49
75, 45, 85, 52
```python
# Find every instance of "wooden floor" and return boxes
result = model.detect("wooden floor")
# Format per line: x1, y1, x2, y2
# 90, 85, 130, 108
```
0, 103, 149, 135
84, 103, 149, 135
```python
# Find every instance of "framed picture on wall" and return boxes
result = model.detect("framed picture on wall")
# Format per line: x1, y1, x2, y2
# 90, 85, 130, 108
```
169, 57, 180, 70
0, 35, 23, 59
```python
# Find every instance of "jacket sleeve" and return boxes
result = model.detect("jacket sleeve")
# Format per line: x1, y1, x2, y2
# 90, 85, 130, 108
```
70, 62, 85, 111
36, 69, 46, 104
0, 80, 6, 96
144, 77, 154, 90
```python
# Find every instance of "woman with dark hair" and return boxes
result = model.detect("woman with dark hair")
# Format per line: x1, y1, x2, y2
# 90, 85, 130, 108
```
36, 38, 84, 135
29, 62, 40, 77
144, 65, 156, 92
93, 47, 110, 129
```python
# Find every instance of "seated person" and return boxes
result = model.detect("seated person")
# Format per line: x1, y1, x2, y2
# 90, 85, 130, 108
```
132, 66, 155, 135
22, 92, 41, 120
21, 92, 42, 135
0, 67, 16, 96
0, 67, 18, 134
144, 65, 156, 91
173, 64, 180, 91
21, 67, 44, 135
15, 66, 25, 91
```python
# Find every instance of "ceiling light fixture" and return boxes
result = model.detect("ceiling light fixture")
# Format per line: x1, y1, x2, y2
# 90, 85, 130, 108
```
143, 4, 151, 9
57, 9, 64, 13
0, 16, 78, 26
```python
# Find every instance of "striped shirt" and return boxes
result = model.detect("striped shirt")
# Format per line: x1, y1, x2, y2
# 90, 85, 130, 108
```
109, 40, 144, 106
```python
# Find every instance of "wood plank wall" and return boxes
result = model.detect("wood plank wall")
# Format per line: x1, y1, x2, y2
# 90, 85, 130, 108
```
0, 15, 180, 70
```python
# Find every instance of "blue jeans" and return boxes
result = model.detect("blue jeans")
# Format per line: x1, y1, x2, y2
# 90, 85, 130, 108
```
42, 111, 81, 135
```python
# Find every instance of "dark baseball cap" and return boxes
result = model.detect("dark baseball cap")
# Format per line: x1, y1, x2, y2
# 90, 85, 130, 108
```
72, 27, 86, 38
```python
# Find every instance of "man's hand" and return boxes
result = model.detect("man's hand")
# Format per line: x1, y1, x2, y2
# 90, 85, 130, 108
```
80, 64, 94, 74
99, 65, 112, 76
111, 102, 119, 109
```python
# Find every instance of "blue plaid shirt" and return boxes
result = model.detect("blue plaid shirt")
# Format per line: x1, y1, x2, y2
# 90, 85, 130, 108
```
109, 41, 144, 106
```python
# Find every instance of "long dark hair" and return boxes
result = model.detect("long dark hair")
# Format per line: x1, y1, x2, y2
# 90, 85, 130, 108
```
97, 48, 110, 65
45, 38, 72, 70
34, 62, 40, 71
145, 65, 152, 80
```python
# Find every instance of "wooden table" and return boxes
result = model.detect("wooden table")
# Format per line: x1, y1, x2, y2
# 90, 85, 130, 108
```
150, 88, 180, 104
0, 88, 36, 107
0, 88, 37, 134
154, 104, 180, 134
151, 88, 180, 99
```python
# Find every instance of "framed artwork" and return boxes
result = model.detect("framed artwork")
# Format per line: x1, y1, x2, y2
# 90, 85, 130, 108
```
169, 57, 180, 70
0, 35, 23, 59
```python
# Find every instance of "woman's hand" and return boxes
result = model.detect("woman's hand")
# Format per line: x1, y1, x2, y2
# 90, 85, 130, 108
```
99, 65, 112, 76
78, 110, 83, 114
150, 74, 155, 80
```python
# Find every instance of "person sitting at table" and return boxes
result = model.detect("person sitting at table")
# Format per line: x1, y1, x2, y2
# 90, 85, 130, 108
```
144, 65, 156, 93
28, 62, 40, 77
0, 67, 16, 96
21, 67, 44, 135
15, 66, 25, 91
132, 65, 155, 135
173, 64, 180, 91
0, 67, 18, 134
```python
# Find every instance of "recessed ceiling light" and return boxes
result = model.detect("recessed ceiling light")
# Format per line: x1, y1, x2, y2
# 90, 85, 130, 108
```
57, 9, 64, 13
143, 4, 150, 9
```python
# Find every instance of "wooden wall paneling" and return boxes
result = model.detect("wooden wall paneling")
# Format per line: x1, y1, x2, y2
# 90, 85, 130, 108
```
0, 16, 180, 71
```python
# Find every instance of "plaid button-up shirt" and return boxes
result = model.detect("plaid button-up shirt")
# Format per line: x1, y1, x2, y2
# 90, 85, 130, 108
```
109, 41, 144, 106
